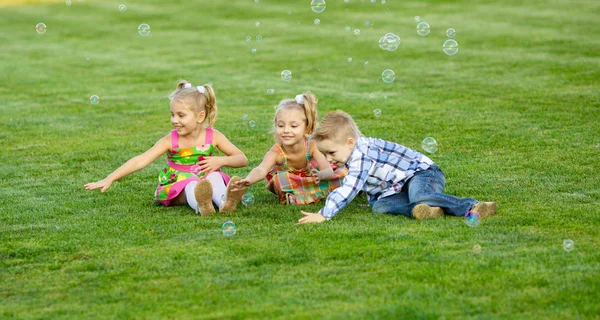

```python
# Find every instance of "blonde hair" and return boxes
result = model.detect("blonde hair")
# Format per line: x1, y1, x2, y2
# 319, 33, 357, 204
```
312, 110, 362, 143
273, 92, 318, 138
169, 80, 217, 126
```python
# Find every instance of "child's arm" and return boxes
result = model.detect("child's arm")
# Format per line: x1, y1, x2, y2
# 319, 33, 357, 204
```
198, 129, 248, 173
230, 151, 279, 192
309, 139, 334, 182
84, 135, 171, 192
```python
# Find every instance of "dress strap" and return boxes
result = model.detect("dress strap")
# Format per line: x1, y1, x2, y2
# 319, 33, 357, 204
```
272, 143, 287, 165
304, 137, 311, 161
171, 129, 179, 149
205, 126, 213, 145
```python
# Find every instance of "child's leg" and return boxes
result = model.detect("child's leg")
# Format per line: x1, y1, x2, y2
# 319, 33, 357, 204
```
184, 181, 199, 210
407, 164, 477, 216
371, 192, 411, 216
204, 172, 227, 209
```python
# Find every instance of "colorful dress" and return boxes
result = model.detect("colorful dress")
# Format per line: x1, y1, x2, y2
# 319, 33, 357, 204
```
154, 127, 230, 206
265, 138, 348, 205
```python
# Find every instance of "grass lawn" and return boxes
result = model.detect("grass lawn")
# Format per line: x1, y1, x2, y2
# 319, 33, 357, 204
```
1, 0, 599, 318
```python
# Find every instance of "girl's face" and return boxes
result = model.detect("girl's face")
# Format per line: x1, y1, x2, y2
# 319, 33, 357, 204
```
275, 108, 307, 147
170, 100, 205, 136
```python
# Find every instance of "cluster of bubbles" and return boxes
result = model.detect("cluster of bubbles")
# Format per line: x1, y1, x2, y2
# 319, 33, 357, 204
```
222, 221, 236, 236
421, 137, 438, 153
310, 0, 326, 13
465, 211, 481, 227
378, 32, 401, 51
381, 69, 395, 83
35, 22, 47, 34
281, 70, 292, 81
138, 23, 150, 36
89, 95, 100, 104
563, 239, 574, 252
242, 193, 255, 206
118, 4, 126, 12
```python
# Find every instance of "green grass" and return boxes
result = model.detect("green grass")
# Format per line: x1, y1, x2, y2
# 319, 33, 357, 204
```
1, 0, 599, 318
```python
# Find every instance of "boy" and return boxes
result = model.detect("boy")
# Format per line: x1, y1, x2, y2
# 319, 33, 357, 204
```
298, 110, 496, 224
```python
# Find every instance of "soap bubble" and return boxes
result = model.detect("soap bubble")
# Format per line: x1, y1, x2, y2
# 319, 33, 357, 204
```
241, 193, 255, 206
473, 245, 482, 254
379, 32, 401, 51
310, 0, 326, 13
353, 29, 361, 36
118, 4, 126, 12
365, 20, 371, 26
256, 35, 262, 41
267, 89, 274, 95
364, 61, 369, 66
381, 69, 395, 83
347, 57, 353, 62
345, 26, 351, 32
251, 48, 257, 54
249, 120, 256, 127
369, 93, 375, 98
373, 109, 382, 117
66, 0, 71, 6
138, 23, 150, 36
35, 22, 47, 34
89, 95, 100, 104
246, 36, 251, 42
281, 70, 292, 81
465, 211, 480, 227
417, 21, 430, 36
414, 16, 420, 22
222, 221, 236, 237
446, 28, 456, 38
563, 239, 574, 252
443, 39, 459, 56
314, 18, 321, 25
255, 21, 260, 27
421, 137, 438, 153
242, 114, 248, 121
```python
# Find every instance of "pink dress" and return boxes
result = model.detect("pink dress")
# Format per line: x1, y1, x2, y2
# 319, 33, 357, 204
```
154, 127, 230, 206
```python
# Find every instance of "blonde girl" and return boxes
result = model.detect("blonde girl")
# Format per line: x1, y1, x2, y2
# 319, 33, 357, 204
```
85, 80, 247, 215
232, 92, 347, 204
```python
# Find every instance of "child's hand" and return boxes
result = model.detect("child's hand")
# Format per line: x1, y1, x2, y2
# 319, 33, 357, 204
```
230, 178, 251, 192
197, 156, 223, 173
310, 168, 320, 184
298, 211, 326, 224
84, 178, 113, 193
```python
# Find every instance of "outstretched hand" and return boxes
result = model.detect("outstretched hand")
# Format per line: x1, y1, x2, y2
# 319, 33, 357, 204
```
230, 178, 251, 192
298, 211, 326, 224
84, 178, 113, 193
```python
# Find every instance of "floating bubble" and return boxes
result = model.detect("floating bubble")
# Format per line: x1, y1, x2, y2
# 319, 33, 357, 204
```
314, 18, 321, 25
345, 9, 350, 14
190, 165, 201, 175
138, 23, 150, 36
310, 0, 326, 13
443, 39, 459, 56
473, 245, 482, 254
249, 120, 256, 127
364, 61, 368, 66
381, 0, 386, 3
288, 10, 292, 15
255, 21, 260, 27
344, 0, 349, 2
241, 193, 255, 206
242, 114, 248, 121
267, 89, 274, 95
379, 32, 401, 51
35, 22, 47, 34
421, 137, 438, 153
563, 239, 574, 252
414, 16, 420, 22
246, 36, 251, 42
347, 57, 352, 62
281, 70, 292, 81
446, 28, 456, 38
353, 29, 361, 36
365, 20, 371, 26
345, 26, 351, 32
255, 0, 259, 2
118, 4, 126, 12
370, 0, 376, 3
66, 0, 71, 6
369, 93, 375, 98
222, 221, 237, 237
89, 95, 100, 104
256, 35, 262, 41
381, 69, 395, 83
417, 22, 430, 36
251, 48, 257, 54
465, 211, 480, 227
374, 109, 382, 117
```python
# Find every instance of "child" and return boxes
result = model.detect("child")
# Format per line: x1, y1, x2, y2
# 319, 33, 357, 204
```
298, 110, 496, 223
85, 80, 248, 215
231, 92, 347, 205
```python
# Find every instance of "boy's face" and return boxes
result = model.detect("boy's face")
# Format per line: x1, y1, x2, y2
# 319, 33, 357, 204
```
317, 138, 355, 167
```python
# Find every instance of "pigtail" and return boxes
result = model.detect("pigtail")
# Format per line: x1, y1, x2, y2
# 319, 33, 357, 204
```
170, 79, 191, 100
301, 91, 318, 135
203, 84, 218, 127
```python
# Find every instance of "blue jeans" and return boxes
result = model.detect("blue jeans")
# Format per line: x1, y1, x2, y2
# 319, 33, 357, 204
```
371, 164, 477, 218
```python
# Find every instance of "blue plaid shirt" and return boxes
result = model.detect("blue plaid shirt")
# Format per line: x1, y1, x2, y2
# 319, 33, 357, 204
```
319, 137, 434, 220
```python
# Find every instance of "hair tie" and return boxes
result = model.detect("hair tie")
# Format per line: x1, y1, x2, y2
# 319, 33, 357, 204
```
183, 83, 192, 89
295, 94, 304, 105
197, 86, 206, 94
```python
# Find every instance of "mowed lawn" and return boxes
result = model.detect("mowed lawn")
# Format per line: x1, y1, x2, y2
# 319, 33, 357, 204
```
1, 0, 599, 318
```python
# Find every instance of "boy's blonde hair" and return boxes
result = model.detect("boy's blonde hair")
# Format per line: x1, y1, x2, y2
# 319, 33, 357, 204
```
312, 110, 362, 143
273, 91, 318, 137
169, 80, 217, 126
